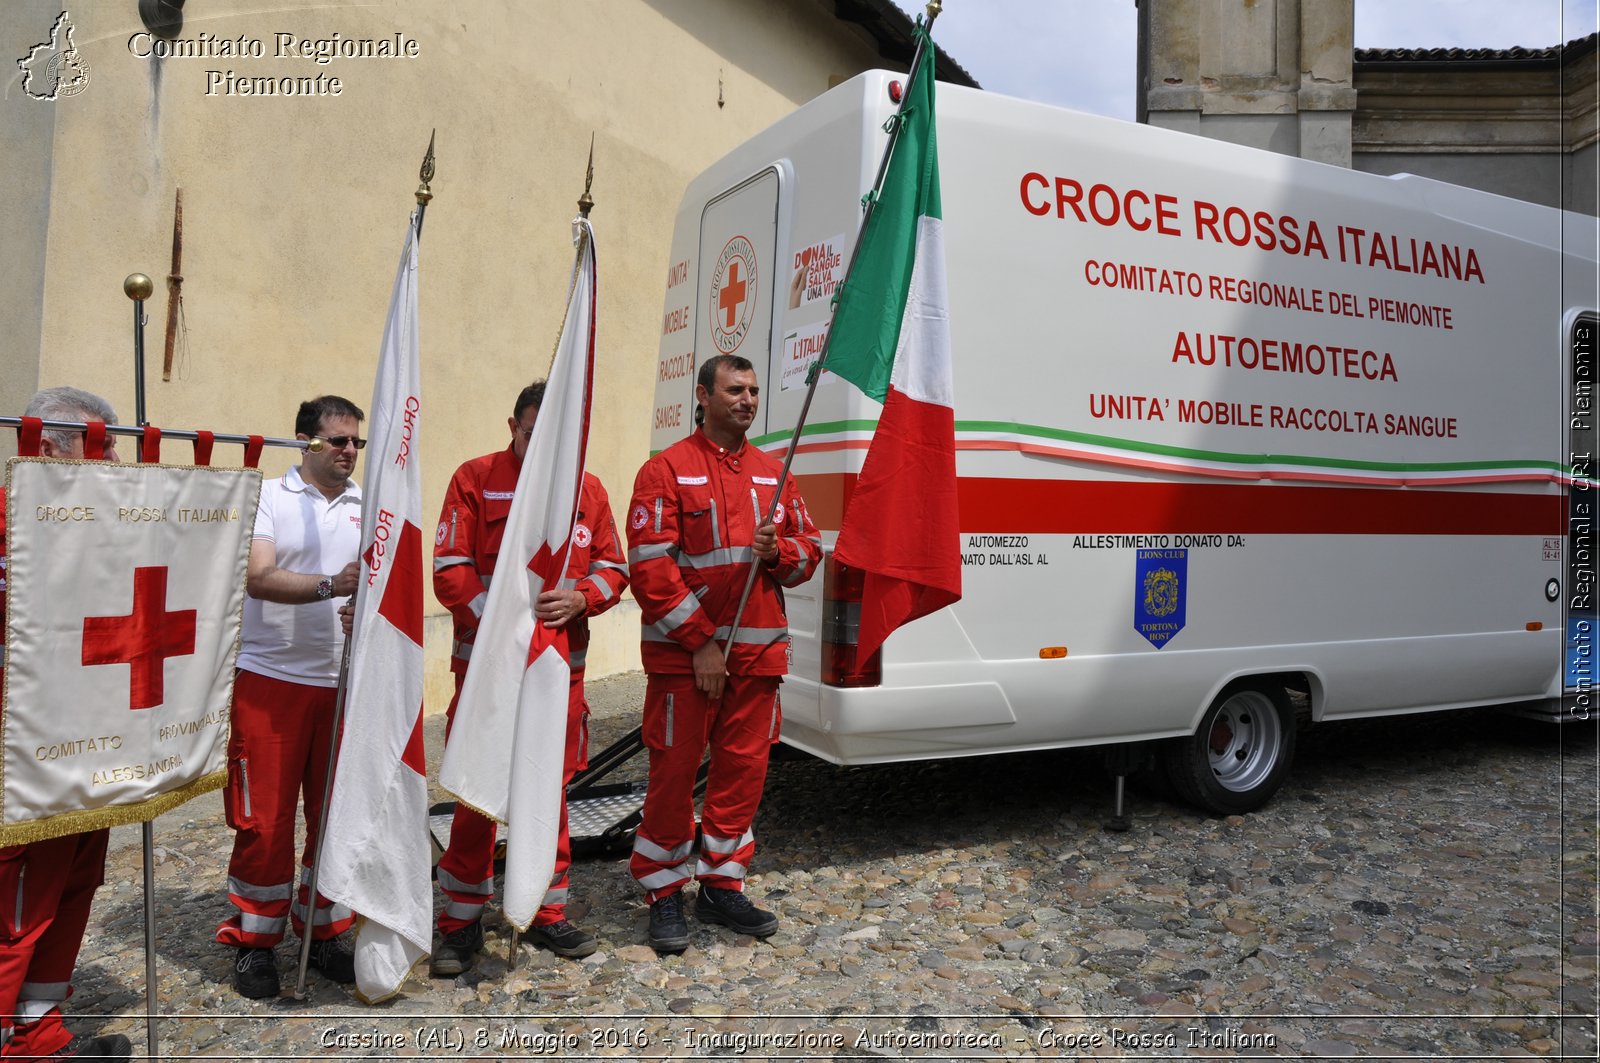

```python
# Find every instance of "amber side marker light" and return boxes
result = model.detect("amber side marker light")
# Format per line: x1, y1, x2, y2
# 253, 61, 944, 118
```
1040, 646, 1068, 659
1526, 622, 1543, 631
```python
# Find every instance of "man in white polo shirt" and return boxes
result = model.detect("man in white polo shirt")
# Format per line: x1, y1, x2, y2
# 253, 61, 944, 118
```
215, 395, 364, 999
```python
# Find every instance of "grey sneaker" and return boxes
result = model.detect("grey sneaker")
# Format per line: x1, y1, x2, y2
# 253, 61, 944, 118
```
430, 920, 484, 977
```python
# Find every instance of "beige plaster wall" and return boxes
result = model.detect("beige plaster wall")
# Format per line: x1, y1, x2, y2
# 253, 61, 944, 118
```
2, 0, 886, 709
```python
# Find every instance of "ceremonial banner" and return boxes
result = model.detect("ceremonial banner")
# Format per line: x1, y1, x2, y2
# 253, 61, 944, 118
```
321, 209, 431, 1003
1, 458, 258, 844
440, 216, 597, 931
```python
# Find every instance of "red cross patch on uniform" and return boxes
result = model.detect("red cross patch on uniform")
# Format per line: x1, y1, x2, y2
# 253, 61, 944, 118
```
573, 523, 591, 548
630, 503, 649, 531
435, 520, 448, 546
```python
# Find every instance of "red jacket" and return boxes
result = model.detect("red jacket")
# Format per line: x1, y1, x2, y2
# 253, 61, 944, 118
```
626, 429, 821, 675
433, 445, 627, 674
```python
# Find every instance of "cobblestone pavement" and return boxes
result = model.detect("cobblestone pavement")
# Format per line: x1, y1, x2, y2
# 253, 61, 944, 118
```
67, 673, 1600, 1059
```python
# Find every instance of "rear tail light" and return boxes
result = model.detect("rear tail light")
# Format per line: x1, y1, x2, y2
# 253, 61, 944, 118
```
821, 554, 881, 687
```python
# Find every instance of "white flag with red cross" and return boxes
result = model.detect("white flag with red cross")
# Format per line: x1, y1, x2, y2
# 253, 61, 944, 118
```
1, 458, 258, 844
439, 216, 597, 931
319, 209, 431, 1003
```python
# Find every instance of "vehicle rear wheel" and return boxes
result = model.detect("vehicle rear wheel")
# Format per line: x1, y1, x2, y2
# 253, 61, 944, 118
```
1164, 683, 1296, 815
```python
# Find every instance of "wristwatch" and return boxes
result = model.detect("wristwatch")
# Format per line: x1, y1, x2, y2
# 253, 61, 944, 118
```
315, 576, 335, 600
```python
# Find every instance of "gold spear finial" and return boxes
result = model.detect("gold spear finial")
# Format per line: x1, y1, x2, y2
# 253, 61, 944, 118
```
577, 133, 595, 218
416, 129, 436, 207
926, 0, 942, 17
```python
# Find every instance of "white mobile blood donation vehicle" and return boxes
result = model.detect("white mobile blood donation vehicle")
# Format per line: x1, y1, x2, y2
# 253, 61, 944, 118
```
647, 70, 1599, 816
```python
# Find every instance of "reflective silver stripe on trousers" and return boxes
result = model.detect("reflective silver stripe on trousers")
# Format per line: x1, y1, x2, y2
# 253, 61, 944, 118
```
238, 911, 287, 935
542, 886, 569, 906
633, 835, 695, 864
570, 647, 587, 670
636, 863, 694, 891
437, 867, 493, 896
444, 899, 484, 921
16, 981, 68, 1004
699, 829, 754, 855
643, 625, 788, 646
695, 857, 748, 880
433, 556, 474, 572
291, 898, 354, 926
664, 693, 674, 747
227, 876, 294, 902
452, 638, 474, 662
467, 591, 488, 619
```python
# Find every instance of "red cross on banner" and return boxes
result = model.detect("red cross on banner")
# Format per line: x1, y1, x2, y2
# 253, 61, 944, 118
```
81, 565, 197, 710
718, 260, 746, 327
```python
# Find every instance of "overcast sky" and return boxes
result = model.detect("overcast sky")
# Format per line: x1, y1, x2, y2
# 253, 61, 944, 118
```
892, 1, 1600, 119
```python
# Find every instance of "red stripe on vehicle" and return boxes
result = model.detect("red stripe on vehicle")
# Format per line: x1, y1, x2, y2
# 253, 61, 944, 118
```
791, 474, 1562, 536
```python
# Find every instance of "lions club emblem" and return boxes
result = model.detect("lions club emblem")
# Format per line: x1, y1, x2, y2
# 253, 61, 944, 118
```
1142, 567, 1180, 617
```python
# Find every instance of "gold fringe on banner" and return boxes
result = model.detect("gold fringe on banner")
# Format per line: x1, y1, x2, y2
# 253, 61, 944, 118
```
0, 770, 226, 847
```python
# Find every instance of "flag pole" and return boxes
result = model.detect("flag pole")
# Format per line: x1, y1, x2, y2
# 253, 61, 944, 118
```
294, 132, 436, 1000
508, 135, 597, 971
722, 0, 942, 654
123, 270, 166, 1063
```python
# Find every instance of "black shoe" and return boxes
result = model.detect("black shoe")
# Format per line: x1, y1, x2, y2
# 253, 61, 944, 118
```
429, 920, 484, 977
695, 885, 779, 938
233, 946, 280, 999
307, 935, 356, 984
528, 919, 598, 958
647, 892, 690, 953
46, 1034, 134, 1061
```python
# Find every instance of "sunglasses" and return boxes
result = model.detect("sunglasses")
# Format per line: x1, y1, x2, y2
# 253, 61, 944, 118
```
319, 435, 367, 450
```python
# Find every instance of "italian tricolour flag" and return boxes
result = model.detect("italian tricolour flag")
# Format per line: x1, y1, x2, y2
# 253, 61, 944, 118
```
830, 35, 961, 660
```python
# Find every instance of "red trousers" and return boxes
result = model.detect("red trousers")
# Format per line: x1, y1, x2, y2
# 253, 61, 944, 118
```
629, 673, 780, 901
435, 672, 589, 932
215, 670, 353, 948
0, 830, 109, 1058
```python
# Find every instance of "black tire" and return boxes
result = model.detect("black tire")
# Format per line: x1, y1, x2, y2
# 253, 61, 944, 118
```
1164, 682, 1297, 815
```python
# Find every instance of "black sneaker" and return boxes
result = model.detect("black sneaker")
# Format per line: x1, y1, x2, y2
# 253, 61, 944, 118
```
528, 919, 598, 959
695, 886, 779, 938
646, 892, 690, 953
233, 946, 280, 999
46, 1033, 134, 1061
307, 935, 357, 984
429, 920, 484, 977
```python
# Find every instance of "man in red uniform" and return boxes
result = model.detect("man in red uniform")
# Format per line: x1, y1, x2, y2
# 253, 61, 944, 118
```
626, 354, 821, 952
430, 381, 629, 975
0, 386, 132, 1062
